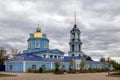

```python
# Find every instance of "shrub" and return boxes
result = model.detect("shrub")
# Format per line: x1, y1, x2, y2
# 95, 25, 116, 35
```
54, 70, 64, 74
67, 69, 78, 74
27, 68, 33, 73
39, 67, 43, 73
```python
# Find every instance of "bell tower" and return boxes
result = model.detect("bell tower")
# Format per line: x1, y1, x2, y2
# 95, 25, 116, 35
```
69, 12, 82, 57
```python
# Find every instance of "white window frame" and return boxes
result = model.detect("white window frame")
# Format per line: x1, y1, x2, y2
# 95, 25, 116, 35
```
10, 65, 12, 70
35, 40, 40, 48
44, 41, 48, 48
28, 41, 32, 48
32, 65, 36, 70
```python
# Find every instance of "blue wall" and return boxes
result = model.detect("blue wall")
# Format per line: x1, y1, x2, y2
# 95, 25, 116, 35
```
25, 61, 51, 72
6, 61, 23, 72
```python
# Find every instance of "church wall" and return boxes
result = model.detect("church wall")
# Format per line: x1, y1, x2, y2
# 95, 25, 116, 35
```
62, 62, 69, 70
83, 63, 109, 70
5, 61, 23, 72
29, 39, 49, 49
25, 61, 51, 72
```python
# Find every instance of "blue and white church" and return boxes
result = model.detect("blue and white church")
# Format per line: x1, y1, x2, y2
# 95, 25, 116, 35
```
5, 14, 113, 72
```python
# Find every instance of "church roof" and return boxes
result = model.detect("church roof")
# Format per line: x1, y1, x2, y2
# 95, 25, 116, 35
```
85, 61, 108, 64
8, 53, 42, 61
33, 49, 65, 54
63, 56, 81, 62
7, 53, 82, 62
8, 53, 64, 62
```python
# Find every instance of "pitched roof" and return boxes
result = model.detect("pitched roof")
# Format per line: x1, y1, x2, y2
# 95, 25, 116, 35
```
63, 56, 81, 62
8, 53, 63, 62
34, 49, 65, 54
9, 53, 42, 61
85, 61, 108, 64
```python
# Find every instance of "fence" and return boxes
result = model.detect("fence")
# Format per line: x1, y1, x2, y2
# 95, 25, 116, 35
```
0, 65, 5, 71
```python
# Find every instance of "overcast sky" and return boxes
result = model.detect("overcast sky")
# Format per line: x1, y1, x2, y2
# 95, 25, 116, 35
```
0, 0, 120, 63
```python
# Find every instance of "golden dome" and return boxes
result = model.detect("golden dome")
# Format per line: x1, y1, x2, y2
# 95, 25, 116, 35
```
33, 22, 43, 38
34, 32, 43, 38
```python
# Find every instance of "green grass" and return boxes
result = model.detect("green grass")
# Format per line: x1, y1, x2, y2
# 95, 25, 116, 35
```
109, 72, 120, 77
110, 72, 120, 75
0, 73, 16, 77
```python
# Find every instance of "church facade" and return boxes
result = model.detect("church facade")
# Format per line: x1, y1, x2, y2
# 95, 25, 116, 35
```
5, 15, 114, 72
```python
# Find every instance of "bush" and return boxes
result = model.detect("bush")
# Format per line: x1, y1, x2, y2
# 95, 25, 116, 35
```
55, 67, 59, 72
33, 70, 39, 73
27, 68, 33, 73
39, 67, 43, 73
54, 70, 64, 74
27, 67, 39, 73
67, 69, 78, 74
44, 69, 54, 73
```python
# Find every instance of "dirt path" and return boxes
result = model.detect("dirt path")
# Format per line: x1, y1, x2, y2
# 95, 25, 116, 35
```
0, 72, 119, 80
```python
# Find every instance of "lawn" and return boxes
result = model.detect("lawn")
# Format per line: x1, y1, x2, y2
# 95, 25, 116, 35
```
109, 71, 120, 77
0, 73, 16, 77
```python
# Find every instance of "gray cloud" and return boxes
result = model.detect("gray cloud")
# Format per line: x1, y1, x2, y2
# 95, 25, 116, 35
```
0, 0, 120, 63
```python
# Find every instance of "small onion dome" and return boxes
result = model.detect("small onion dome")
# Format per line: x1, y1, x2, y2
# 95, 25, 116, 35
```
71, 25, 80, 32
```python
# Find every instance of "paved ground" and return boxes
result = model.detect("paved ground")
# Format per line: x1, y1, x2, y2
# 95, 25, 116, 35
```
0, 72, 119, 80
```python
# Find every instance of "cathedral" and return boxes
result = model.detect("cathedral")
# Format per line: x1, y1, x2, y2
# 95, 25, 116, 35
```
5, 14, 113, 72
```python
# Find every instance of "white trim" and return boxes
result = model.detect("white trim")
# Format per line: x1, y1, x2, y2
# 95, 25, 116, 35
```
50, 62, 52, 69
23, 61, 26, 72
28, 40, 32, 48
5, 62, 6, 71
35, 40, 40, 48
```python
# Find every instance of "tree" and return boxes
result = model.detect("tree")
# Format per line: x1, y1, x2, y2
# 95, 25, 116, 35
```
69, 59, 74, 71
9, 49, 21, 58
100, 57, 106, 62
107, 57, 111, 75
54, 61, 61, 72
0, 48, 8, 64
79, 61, 85, 71
86, 56, 92, 61
106, 57, 119, 70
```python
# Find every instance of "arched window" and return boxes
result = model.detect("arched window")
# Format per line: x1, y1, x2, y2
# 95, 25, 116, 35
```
50, 55, 53, 58
36, 40, 40, 48
28, 41, 32, 48
10, 65, 12, 70
32, 65, 36, 70
72, 54, 74, 56
54, 55, 57, 58
58, 56, 60, 58
72, 45, 74, 52
44, 41, 48, 48
43, 54, 46, 58
79, 45, 80, 51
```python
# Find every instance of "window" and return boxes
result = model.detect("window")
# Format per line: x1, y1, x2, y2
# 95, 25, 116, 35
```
10, 65, 12, 70
62, 65, 65, 68
28, 41, 32, 48
72, 45, 74, 52
42, 65, 46, 71
77, 64, 79, 68
58, 56, 60, 58
36, 40, 40, 48
72, 54, 74, 56
44, 41, 48, 48
43, 54, 46, 58
79, 45, 80, 51
32, 65, 36, 70
54, 55, 57, 58
50, 55, 53, 58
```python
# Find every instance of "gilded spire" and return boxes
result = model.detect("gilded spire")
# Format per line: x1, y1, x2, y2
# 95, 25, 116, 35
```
74, 11, 76, 25
34, 21, 43, 38
36, 21, 41, 32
